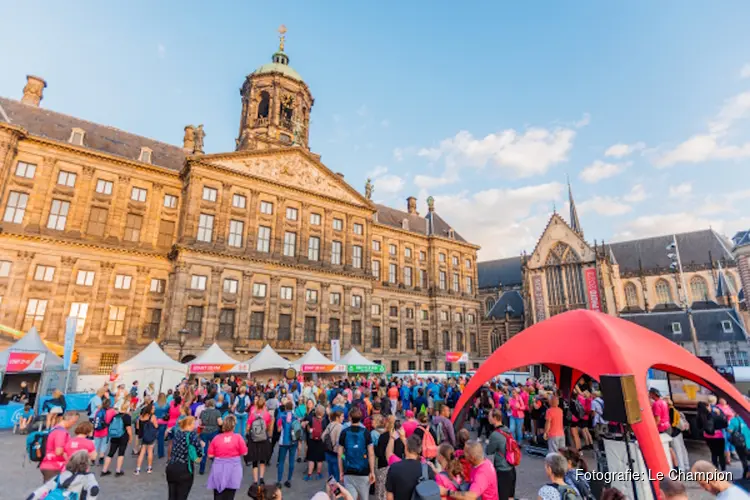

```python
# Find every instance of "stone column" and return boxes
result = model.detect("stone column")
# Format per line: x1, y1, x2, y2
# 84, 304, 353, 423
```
178, 175, 198, 245
215, 182, 233, 247
271, 196, 286, 258
108, 175, 132, 241
25, 156, 57, 233
47, 256, 77, 342
68, 166, 96, 237
298, 202, 311, 262
363, 288, 372, 352
126, 266, 150, 343
294, 277, 306, 344
0, 132, 20, 197
204, 267, 222, 344
237, 271, 254, 341
88, 262, 116, 343
323, 209, 333, 265
9, 251, 35, 330
164, 263, 190, 340
141, 183, 163, 247
267, 276, 282, 341
245, 189, 259, 255
320, 283, 331, 346
342, 285, 352, 350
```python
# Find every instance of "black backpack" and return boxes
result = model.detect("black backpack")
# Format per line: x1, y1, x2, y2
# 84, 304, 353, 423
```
571, 399, 586, 420
549, 483, 581, 500
731, 420, 747, 452
714, 407, 728, 430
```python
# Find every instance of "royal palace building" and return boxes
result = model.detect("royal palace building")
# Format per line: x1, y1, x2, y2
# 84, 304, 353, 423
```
0, 31, 481, 374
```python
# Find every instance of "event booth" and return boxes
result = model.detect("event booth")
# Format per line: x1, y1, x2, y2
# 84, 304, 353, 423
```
339, 348, 385, 374
453, 309, 750, 498
113, 342, 187, 393
293, 347, 346, 379
247, 345, 291, 378
188, 343, 249, 376
0, 328, 78, 429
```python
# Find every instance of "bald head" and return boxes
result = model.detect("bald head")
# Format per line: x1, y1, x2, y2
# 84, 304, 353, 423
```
464, 440, 485, 465
659, 478, 688, 500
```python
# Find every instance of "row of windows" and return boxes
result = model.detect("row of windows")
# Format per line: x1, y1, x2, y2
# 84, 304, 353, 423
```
623, 274, 739, 307
372, 240, 473, 269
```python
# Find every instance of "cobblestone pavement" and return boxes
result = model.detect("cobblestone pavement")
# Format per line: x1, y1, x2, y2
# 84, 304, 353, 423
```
2, 428, 741, 500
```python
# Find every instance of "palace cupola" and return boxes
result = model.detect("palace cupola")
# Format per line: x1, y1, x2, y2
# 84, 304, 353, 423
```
236, 25, 314, 152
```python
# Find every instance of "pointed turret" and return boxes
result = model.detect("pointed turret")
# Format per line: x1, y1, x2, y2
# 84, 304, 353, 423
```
568, 177, 583, 236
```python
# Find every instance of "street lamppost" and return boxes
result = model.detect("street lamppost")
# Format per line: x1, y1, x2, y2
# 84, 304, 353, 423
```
667, 236, 700, 355
177, 328, 189, 362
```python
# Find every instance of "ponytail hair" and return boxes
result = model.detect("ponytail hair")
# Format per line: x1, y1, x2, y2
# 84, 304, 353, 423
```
438, 443, 464, 479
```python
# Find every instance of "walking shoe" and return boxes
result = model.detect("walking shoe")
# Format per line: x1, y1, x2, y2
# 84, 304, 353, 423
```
259, 479, 265, 485
284, 481, 292, 488
276, 482, 283, 489
316, 473, 323, 480
133, 468, 140, 475
303, 474, 311, 481
296, 457, 302, 463
101, 471, 111, 477
147, 467, 152, 474
115, 471, 124, 477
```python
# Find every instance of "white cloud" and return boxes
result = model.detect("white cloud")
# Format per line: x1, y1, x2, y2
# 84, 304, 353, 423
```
579, 160, 627, 183
417, 126, 576, 178
604, 142, 645, 158
368, 166, 388, 178
414, 174, 456, 190
430, 182, 564, 259
157, 43, 166, 58
375, 174, 405, 195
574, 113, 591, 128
393, 148, 404, 162
741, 63, 750, 79
668, 182, 693, 198
578, 196, 632, 216
623, 184, 646, 203
655, 90, 750, 167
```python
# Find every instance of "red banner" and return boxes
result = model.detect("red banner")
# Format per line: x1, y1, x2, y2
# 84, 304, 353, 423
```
532, 275, 546, 322
585, 268, 602, 312
7, 352, 46, 372
445, 352, 469, 364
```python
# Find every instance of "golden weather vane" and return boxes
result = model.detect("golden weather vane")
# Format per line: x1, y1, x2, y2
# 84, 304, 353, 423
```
278, 24, 287, 51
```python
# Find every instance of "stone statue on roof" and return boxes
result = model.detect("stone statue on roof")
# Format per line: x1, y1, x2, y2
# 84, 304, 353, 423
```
194, 124, 205, 154
183, 125, 195, 152
365, 178, 374, 200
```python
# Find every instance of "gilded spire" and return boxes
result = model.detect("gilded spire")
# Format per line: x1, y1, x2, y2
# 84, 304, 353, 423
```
278, 24, 287, 52
568, 176, 583, 236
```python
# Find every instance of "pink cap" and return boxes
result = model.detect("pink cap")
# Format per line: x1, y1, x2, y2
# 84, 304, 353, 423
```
405, 410, 414, 417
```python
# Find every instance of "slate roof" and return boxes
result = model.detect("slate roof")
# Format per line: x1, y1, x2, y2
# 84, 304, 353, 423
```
486, 290, 524, 319
374, 204, 466, 243
607, 229, 734, 274
0, 97, 186, 172
733, 230, 750, 248
620, 308, 746, 342
477, 256, 523, 289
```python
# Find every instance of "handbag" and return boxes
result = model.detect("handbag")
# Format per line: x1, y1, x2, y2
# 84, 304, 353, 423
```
186, 432, 199, 474
731, 419, 747, 452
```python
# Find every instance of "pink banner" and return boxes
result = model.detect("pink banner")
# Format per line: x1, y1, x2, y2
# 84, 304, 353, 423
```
585, 268, 602, 312
7, 352, 46, 372
445, 352, 468, 363
532, 275, 546, 322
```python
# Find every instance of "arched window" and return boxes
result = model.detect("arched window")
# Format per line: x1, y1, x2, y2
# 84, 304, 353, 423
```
690, 276, 709, 302
485, 297, 495, 315
490, 329, 501, 353
442, 331, 451, 351
456, 332, 465, 351
624, 282, 639, 307
470, 333, 477, 353
544, 242, 586, 314
257, 91, 270, 119
726, 274, 738, 295
655, 279, 672, 304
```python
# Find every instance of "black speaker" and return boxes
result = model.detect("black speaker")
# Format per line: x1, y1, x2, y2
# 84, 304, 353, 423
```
600, 374, 642, 424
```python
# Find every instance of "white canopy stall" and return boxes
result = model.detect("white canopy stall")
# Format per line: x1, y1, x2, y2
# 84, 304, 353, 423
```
247, 345, 291, 376
115, 342, 187, 393
338, 348, 385, 374
293, 346, 346, 375
188, 343, 248, 376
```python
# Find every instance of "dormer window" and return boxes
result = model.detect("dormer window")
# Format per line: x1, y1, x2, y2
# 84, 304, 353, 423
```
69, 128, 85, 146
722, 320, 734, 333
402, 219, 409, 230
448, 228, 455, 239
139, 147, 152, 164
671, 322, 682, 335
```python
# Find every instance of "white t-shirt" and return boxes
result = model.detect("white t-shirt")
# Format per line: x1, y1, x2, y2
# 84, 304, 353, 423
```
717, 485, 750, 500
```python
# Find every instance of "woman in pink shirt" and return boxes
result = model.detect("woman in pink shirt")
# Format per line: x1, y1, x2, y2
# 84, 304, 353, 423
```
92, 398, 116, 464
166, 394, 183, 457
433, 443, 465, 499
208, 415, 248, 500
65, 421, 97, 463
39, 412, 76, 482
247, 396, 273, 487
508, 388, 526, 444
717, 397, 736, 466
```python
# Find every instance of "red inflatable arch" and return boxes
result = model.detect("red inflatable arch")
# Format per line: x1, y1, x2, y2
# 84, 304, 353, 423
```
453, 309, 750, 479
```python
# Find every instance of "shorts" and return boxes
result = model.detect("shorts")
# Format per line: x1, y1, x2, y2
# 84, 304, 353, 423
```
108, 437, 129, 457
497, 468, 516, 500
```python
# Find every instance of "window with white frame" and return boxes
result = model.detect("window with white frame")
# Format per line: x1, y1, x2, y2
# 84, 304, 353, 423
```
404, 267, 413, 287
671, 322, 682, 335
106, 306, 127, 336
283, 232, 297, 257
260, 201, 273, 215
257, 226, 271, 253
452, 273, 460, 292
333, 218, 343, 231
69, 302, 88, 334
280, 286, 293, 300
455, 312, 463, 322
286, 207, 298, 221
223, 278, 239, 294
202, 186, 217, 202
466, 276, 473, 293
310, 213, 321, 225
306, 289, 318, 303
419, 269, 427, 288
228, 220, 244, 248
124, 213, 142, 242
722, 320, 734, 333
372, 303, 381, 315
440, 310, 449, 321
3, 191, 29, 224
452, 256, 459, 266
164, 194, 178, 209
352, 245, 363, 268
23, 299, 47, 330
352, 295, 362, 308
15, 161, 36, 179
114, 274, 133, 290
197, 213, 214, 242
0, 261, 12, 278
467, 313, 475, 324
419, 250, 426, 261
57, 171, 77, 188
389, 244, 397, 256
189, 275, 206, 291
252, 283, 267, 297
232, 194, 246, 209
439, 271, 447, 290
405, 247, 412, 259
308, 236, 320, 261
726, 349, 749, 367
150, 278, 165, 293
69, 128, 85, 145
131, 187, 148, 202
372, 240, 381, 251
465, 258, 472, 269
47, 199, 70, 230
421, 309, 429, 320
331, 241, 342, 265
139, 148, 152, 163
34, 265, 55, 282
372, 260, 381, 280
406, 308, 414, 319
353, 223, 363, 235
325, 291, 340, 306
96, 179, 113, 195
76, 270, 95, 286
389, 263, 397, 284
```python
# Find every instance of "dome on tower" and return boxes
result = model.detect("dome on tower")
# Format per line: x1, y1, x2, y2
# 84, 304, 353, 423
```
252, 25, 303, 81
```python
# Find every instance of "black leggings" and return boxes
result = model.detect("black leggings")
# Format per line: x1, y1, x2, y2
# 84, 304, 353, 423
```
479, 418, 494, 439
706, 437, 727, 471
166, 462, 194, 500
214, 488, 236, 500
738, 446, 749, 479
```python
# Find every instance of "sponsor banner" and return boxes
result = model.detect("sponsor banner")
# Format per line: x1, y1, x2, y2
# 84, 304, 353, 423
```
445, 352, 469, 364
189, 362, 249, 374
532, 275, 546, 322
348, 364, 385, 374
585, 268, 602, 312
7, 352, 46, 372
300, 364, 347, 373
63, 316, 77, 371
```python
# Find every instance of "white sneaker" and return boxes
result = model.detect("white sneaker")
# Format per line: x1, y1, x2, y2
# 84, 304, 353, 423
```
133, 469, 140, 476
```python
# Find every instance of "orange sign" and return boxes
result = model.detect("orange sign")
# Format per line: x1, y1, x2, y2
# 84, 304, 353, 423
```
7, 352, 46, 372
189, 363, 249, 374
301, 364, 347, 373
445, 352, 469, 364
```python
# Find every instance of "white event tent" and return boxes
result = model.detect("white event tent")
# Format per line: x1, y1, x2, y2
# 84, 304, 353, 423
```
188, 343, 248, 375
293, 346, 346, 373
338, 348, 385, 374
247, 345, 291, 374
115, 342, 187, 393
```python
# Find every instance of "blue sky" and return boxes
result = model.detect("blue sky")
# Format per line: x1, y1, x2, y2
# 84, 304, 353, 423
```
2, 2, 750, 259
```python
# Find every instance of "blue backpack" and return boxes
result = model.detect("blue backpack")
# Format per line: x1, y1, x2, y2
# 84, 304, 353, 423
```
45, 474, 79, 500
108, 414, 125, 438
236, 395, 248, 414
343, 427, 368, 473
279, 411, 298, 445
93, 409, 107, 431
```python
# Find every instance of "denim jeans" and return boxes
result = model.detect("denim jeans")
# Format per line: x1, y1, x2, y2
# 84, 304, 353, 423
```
235, 413, 248, 436
94, 436, 109, 457
510, 416, 524, 443
277, 444, 297, 483
199, 431, 218, 474
325, 452, 340, 482
157, 423, 167, 458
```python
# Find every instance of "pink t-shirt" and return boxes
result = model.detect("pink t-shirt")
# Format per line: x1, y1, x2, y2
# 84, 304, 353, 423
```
435, 472, 463, 499
93, 409, 117, 438
402, 420, 419, 438
208, 431, 248, 458
509, 396, 525, 419
40, 426, 70, 471
652, 398, 670, 433
167, 403, 181, 428
469, 459, 499, 500
65, 436, 96, 457
579, 394, 590, 421
250, 408, 272, 429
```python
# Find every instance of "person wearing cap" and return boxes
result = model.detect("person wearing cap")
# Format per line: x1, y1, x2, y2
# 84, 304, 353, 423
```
402, 410, 419, 438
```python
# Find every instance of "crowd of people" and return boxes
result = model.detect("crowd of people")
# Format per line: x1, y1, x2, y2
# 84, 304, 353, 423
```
20, 373, 750, 500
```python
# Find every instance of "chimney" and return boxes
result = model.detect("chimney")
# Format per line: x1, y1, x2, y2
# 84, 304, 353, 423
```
21, 75, 47, 107
407, 196, 418, 215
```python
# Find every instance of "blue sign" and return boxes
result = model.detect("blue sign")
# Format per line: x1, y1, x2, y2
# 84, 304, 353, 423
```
63, 316, 77, 371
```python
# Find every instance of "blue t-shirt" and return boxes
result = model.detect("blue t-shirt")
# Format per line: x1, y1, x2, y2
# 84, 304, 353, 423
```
428, 383, 442, 401
21, 409, 33, 419
399, 386, 411, 401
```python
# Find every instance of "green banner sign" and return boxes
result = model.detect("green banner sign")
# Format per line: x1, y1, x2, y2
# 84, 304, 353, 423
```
348, 364, 385, 373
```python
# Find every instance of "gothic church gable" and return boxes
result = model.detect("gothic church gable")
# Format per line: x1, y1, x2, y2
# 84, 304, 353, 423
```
527, 214, 596, 270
